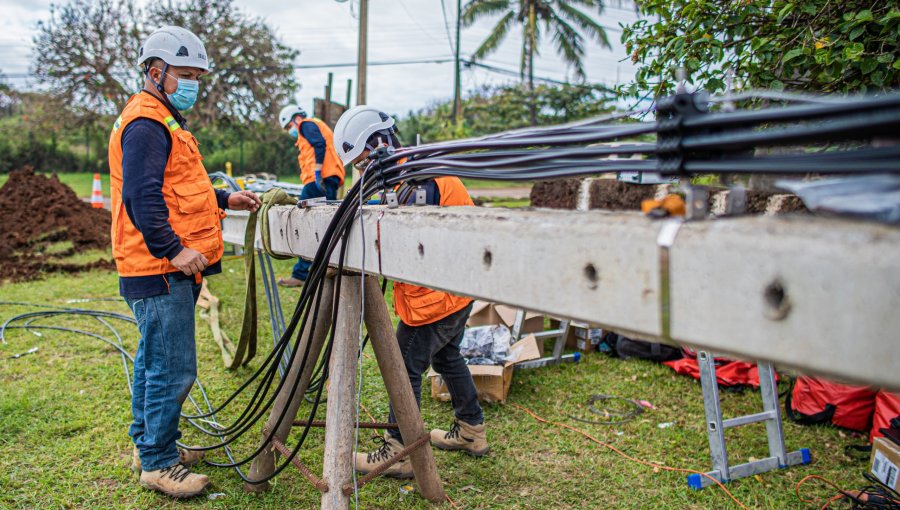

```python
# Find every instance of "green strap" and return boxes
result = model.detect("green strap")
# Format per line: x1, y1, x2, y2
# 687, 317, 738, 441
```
204, 188, 297, 369
258, 188, 298, 260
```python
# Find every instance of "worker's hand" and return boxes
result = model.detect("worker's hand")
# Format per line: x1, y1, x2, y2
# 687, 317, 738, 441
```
227, 190, 261, 212
314, 166, 324, 192
171, 247, 209, 276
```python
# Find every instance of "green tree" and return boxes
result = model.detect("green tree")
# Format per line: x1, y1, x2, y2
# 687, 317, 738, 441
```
462, 0, 611, 124
32, 0, 142, 118
621, 1, 900, 99
399, 82, 614, 143
145, 0, 299, 127
32, 0, 298, 126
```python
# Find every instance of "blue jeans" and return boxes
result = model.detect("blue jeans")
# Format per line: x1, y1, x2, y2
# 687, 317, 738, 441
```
126, 278, 201, 471
387, 302, 482, 442
292, 176, 340, 281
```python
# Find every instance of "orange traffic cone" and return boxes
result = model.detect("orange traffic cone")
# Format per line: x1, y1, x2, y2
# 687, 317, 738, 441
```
91, 173, 104, 209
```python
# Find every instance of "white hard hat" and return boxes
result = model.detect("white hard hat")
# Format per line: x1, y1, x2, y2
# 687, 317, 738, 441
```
278, 105, 307, 129
138, 26, 210, 71
333, 105, 395, 165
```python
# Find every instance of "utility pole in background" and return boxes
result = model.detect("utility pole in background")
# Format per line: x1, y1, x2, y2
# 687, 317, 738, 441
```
452, 0, 462, 123
356, 0, 368, 106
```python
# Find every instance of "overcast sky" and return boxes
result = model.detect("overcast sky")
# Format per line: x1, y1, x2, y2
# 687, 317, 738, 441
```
0, 0, 641, 117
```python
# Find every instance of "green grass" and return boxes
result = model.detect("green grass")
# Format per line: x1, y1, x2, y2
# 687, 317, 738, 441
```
0, 260, 869, 509
0, 172, 522, 200
477, 198, 531, 208
461, 179, 531, 190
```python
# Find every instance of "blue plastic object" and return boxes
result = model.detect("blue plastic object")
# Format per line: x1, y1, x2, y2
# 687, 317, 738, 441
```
573, 352, 582, 363
687, 473, 703, 490
800, 448, 811, 464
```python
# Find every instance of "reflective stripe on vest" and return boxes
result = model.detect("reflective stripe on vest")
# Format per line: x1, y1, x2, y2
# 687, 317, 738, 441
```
393, 176, 474, 326
295, 118, 345, 186
107, 93, 225, 277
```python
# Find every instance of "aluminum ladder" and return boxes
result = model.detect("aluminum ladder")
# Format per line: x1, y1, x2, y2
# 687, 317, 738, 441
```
689, 351, 810, 489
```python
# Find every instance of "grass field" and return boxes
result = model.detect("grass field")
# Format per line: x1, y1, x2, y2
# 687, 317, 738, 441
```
0, 254, 872, 509
0, 173, 520, 200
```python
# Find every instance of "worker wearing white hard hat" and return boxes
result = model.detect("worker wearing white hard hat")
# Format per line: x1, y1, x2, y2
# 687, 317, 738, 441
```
333, 106, 489, 480
108, 25, 260, 499
276, 105, 345, 287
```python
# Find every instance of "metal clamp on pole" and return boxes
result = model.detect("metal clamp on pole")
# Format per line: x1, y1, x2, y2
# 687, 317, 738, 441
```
656, 90, 711, 178
656, 219, 683, 341
298, 196, 327, 208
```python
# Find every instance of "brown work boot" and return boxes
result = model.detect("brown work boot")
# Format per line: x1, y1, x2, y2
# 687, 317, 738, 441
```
139, 463, 210, 498
131, 446, 205, 475
430, 420, 490, 457
354, 434, 413, 479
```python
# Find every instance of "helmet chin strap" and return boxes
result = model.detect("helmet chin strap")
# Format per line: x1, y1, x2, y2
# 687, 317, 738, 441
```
143, 63, 179, 115
144, 62, 169, 95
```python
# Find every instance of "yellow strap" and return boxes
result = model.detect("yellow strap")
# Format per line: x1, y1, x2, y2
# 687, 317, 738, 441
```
111, 115, 123, 134
163, 115, 181, 132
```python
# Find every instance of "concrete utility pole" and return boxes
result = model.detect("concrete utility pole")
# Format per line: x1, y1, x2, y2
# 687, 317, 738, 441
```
356, 0, 368, 106
452, 0, 462, 123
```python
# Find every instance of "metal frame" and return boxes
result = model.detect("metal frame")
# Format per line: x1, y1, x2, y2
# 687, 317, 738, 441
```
511, 310, 579, 370
688, 351, 810, 489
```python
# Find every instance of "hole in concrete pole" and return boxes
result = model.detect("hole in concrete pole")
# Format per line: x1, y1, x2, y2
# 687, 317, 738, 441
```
584, 263, 599, 289
763, 279, 791, 321
417, 243, 424, 258
483, 249, 492, 269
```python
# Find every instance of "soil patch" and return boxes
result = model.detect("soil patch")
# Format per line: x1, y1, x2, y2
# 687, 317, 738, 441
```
0, 167, 112, 282
530, 179, 582, 209
589, 179, 657, 210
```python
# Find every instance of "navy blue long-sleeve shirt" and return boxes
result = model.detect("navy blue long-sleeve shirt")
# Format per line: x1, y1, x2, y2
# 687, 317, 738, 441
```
118, 97, 229, 298
300, 122, 326, 164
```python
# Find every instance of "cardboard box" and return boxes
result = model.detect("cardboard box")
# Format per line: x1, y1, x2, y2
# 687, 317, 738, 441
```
428, 334, 542, 404
548, 319, 603, 353
870, 437, 900, 492
467, 301, 544, 335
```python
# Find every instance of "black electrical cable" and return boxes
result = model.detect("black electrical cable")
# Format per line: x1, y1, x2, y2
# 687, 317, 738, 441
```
562, 395, 645, 426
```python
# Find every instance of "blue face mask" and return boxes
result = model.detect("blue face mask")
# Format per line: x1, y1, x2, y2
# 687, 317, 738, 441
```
288, 126, 299, 139
166, 74, 199, 111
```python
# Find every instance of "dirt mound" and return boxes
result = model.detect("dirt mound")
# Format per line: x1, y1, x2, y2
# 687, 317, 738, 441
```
589, 180, 657, 210
530, 179, 582, 209
0, 167, 113, 282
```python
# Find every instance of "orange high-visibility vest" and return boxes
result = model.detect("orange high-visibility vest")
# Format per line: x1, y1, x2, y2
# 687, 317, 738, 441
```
108, 93, 225, 277
393, 176, 474, 326
295, 118, 345, 186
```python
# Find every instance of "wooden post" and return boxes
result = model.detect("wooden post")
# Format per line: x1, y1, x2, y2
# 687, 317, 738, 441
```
362, 276, 446, 502
356, 0, 368, 106
244, 276, 335, 493
320, 276, 362, 510
324, 72, 334, 127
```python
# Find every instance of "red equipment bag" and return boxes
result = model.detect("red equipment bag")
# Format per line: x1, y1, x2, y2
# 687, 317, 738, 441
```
871, 390, 900, 442
662, 349, 770, 388
785, 376, 877, 433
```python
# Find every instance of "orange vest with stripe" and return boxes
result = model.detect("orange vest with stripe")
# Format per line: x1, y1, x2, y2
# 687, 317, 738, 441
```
393, 176, 474, 326
295, 118, 345, 186
108, 93, 224, 277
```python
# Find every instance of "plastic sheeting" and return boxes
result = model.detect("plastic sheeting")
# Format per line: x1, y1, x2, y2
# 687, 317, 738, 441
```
778, 174, 900, 224
460, 325, 514, 365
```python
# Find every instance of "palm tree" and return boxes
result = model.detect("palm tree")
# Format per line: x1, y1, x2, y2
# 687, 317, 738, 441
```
461, 0, 610, 124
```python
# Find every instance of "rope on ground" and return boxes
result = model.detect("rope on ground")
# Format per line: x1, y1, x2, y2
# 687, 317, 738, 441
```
795, 475, 851, 510
510, 402, 751, 510
197, 279, 238, 367
796, 473, 900, 510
